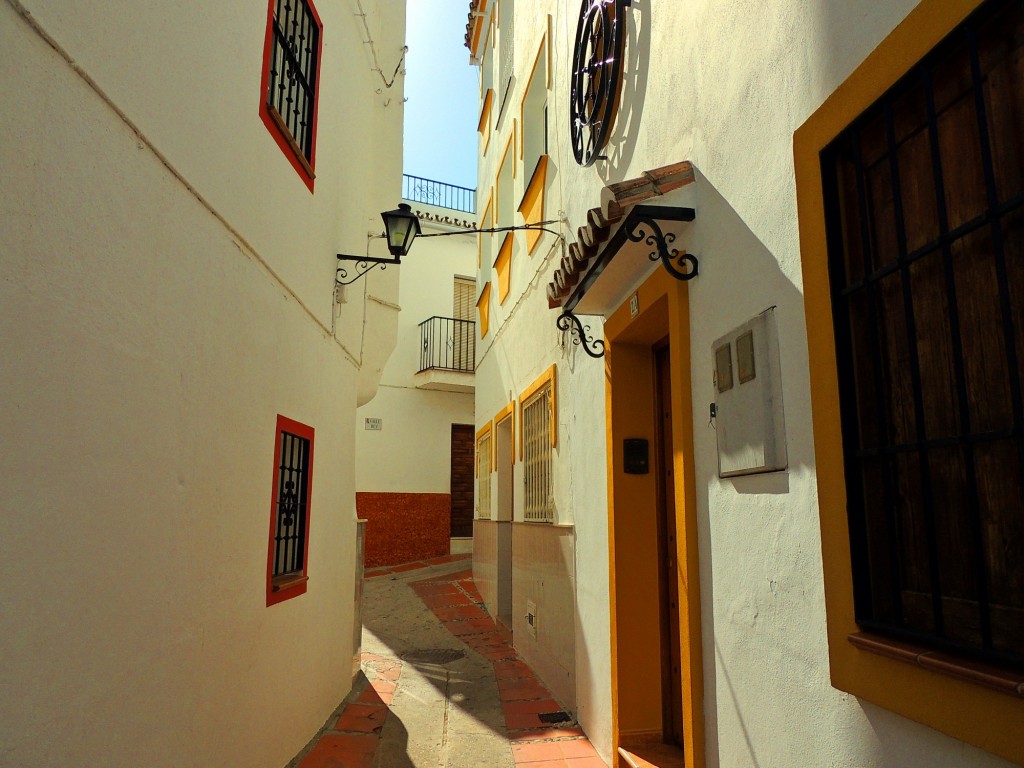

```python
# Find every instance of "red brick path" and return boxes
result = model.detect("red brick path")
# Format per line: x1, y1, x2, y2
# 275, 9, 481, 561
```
296, 557, 604, 767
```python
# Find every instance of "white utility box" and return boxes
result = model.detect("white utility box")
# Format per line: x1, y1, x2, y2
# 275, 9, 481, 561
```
712, 307, 788, 477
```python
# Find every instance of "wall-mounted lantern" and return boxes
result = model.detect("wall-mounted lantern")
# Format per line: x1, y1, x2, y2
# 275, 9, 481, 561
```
336, 203, 422, 286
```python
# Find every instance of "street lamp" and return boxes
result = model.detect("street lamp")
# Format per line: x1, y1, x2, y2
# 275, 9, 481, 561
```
336, 203, 422, 286
336, 203, 561, 287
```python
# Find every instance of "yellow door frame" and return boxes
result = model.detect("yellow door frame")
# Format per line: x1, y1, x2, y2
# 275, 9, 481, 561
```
605, 267, 705, 767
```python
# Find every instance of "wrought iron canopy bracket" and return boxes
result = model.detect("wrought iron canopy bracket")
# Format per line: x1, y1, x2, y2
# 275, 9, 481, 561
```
626, 206, 698, 282
557, 310, 606, 358
336, 253, 401, 286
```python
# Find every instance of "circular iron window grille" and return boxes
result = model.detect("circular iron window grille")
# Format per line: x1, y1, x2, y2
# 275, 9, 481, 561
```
569, 0, 629, 167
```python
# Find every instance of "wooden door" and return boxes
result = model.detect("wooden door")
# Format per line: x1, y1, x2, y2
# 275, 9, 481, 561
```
450, 424, 475, 537
655, 344, 684, 745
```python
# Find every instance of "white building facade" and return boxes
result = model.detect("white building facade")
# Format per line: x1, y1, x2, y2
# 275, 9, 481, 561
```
466, 1, 1024, 767
0, 0, 407, 765
355, 191, 478, 566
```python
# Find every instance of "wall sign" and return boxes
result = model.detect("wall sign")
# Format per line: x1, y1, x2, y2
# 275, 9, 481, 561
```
569, 0, 630, 167
364, 418, 382, 431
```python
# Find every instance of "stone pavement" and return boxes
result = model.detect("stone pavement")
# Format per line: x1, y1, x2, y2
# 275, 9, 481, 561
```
288, 554, 605, 768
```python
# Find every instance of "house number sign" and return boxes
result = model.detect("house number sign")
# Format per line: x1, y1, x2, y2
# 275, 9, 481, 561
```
569, 0, 630, 166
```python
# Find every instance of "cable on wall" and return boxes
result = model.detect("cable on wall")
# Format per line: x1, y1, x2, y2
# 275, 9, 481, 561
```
354, 0, 408, 101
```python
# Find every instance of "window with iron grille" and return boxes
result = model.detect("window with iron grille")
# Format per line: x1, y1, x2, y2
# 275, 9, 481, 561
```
821, 0, 1024, 671
260, 0, 322, 190
477, 429, 492, 519
266, 415, 314, 606
522, 382, 554, 522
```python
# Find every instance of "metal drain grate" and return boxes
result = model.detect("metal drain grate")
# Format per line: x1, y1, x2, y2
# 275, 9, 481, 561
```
538, 711, 572, 724
401, 648, 467, 665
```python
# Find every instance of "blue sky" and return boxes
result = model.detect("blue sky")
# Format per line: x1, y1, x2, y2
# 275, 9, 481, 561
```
403, 0, 479, 190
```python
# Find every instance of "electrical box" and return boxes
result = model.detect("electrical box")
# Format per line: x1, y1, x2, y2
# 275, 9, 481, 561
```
712, 307, 788, 477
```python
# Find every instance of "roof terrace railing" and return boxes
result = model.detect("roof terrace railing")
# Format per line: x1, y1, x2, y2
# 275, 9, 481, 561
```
402, 174, 476, 214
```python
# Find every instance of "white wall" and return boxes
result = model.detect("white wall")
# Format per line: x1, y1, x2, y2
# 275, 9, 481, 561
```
472, 1, 1017, 766
0, 0, 405, 765
356, 205, 477, 494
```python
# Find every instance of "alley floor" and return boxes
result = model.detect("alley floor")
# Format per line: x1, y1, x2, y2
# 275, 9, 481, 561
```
286, 554, 607, 768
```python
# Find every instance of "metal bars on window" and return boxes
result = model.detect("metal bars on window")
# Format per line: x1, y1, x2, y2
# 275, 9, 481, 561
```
477, 432, 492, 519
523, 385, 553, 522
267, 0, 319, 162
273, 431, 310, 577
821, 0, 1024, 670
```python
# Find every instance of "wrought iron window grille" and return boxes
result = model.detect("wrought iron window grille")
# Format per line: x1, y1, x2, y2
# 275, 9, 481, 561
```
821, 0, 1024, 672
272, 430, 310, 579
266, 0, 320, 164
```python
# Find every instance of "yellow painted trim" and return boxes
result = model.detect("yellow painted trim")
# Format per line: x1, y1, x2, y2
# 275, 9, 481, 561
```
478, 193, 493, 269
478, 88, 494, 134
605, 268, 704, 768
518, 155, 548, 254
518, 364, 557, 460
493, 401, 515, 467
476, 282, 491, 338
494, 232, 513, 304
795, 0, 1023, 763
475, 420, 493, 477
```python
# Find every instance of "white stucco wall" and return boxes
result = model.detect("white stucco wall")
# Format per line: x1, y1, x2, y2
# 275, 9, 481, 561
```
355, 205, 477, 494
0, 0, 405, 765
472, 1, 1017, 767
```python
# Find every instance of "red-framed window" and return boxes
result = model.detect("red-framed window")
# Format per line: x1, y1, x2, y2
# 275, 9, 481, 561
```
266, 415, 315, 606
259, 0, 323, 192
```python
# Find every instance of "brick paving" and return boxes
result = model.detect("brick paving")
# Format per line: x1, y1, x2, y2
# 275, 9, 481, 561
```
291, 555, 605, 767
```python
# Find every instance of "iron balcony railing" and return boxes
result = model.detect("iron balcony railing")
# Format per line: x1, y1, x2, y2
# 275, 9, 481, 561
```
419, 316, 476, 373
402, 174, 476, 214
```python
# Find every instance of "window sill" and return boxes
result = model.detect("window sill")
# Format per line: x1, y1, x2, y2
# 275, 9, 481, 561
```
848, 632, 1024, 699
271, 573, 309, 593
266, 104, 316, 180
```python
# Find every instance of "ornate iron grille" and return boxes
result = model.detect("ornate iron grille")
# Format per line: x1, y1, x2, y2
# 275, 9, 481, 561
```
523, 385, 553, 522
272, 431, 310, 577
821, 0, 1024, 670
477, 431, 492, 519
419, 316, 476, 373
266, 0, 320, 162
569, 0, 628, 166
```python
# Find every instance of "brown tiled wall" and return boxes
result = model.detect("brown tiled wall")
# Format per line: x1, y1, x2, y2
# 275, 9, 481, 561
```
357, 492, 451, 568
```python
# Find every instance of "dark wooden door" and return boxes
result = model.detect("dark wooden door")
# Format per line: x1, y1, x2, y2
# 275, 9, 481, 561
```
655, 344, 684, 746
450, 424, 475, 537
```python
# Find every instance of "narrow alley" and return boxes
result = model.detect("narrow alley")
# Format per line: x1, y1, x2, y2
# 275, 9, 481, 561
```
286, 555, 611, 768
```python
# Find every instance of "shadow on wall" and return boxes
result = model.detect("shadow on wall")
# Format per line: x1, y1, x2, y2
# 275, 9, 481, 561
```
599, 0, 650, 181
684, 165, 819, 767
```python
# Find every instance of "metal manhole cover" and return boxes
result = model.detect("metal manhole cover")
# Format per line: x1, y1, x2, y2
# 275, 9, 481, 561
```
401, 648, 466, 664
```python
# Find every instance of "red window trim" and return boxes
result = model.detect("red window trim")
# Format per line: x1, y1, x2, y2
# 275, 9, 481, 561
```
266, 414, 315, 606
258, 0, 323, 193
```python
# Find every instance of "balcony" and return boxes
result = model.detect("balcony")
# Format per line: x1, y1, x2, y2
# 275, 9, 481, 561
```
415, 316, 475, 393
402, 174, 476, 214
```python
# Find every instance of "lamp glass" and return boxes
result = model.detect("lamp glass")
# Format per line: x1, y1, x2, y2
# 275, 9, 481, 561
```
382, 203, 422, 257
